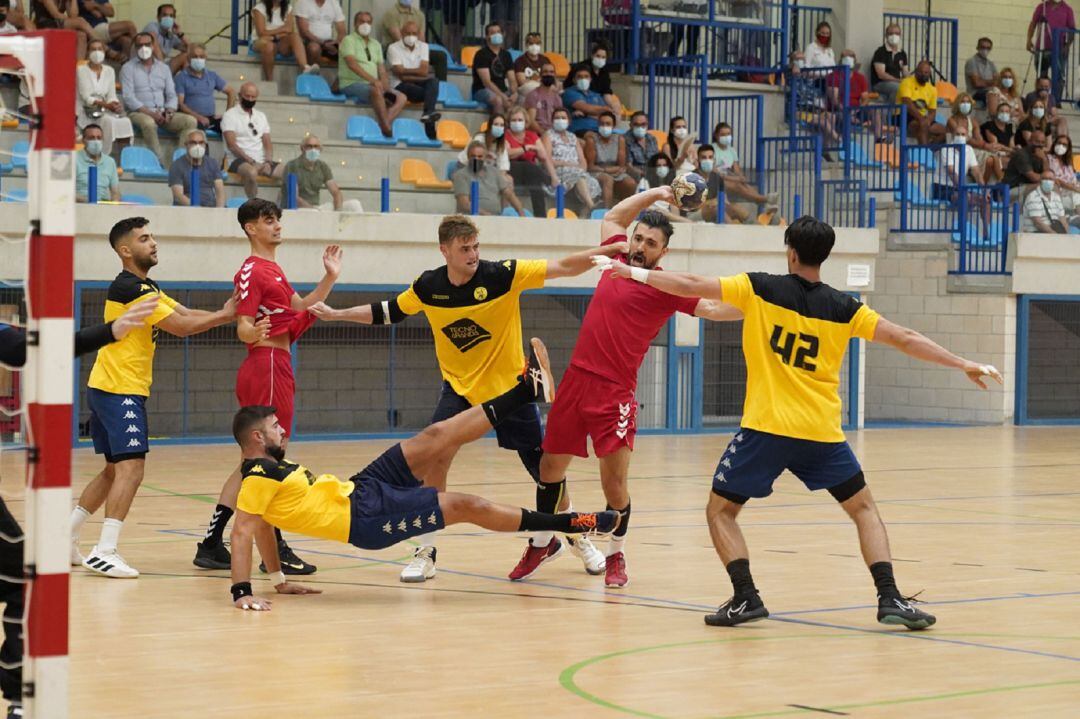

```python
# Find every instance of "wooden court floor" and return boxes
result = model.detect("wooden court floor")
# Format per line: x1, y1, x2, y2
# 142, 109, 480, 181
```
6, 425, 1080, 718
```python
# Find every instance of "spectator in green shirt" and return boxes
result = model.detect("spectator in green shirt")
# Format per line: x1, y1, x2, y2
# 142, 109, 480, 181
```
281, 135, 363, 212
339, 9, 405, 137
75, 124, 121, 203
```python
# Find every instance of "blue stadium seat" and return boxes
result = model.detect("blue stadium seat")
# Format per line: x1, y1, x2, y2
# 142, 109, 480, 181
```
590, 208, 607, 220
296, 74, 346, 103
121, 146, 168, 179
346, 115, 397, 146
893, 176, 943, 207
226, 196, 247, 208
430, 43, 466, 72
908, 146, 937, 170
438, 81, 481, 110
508, 48, 523, 62
841, 142, 883, 168
501, 206, 533, 217
1, 187, 27, 202
11, 141, 28, 172
121, 193, 155, 206
392, 118, 442, 148
445, 159, 461, 180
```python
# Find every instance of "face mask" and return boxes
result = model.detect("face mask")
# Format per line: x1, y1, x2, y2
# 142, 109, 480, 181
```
527, 44, 541, 56
997, 112, 1011, 123
950, 135, 967, 145
489, 32, 503, 46
470, 158, 483, 173
241, 98, 256, 111
188, 144, 206, 160
137, 45, 153, 61
356, 22, 372, 36
841, 56, 855, 68
304, 148, 320, 162
1001, 77, 1014, 88
553, 118, 569, 132
160, 16, 175, 31
1039, 87, 1050, 96
490, 124, 504, 138
541, 75, 555, 87
887, 34, 901, 47
190, 57, 206, 72
1055, 144, 1068, 156
510, 120, 525, 133
673, 127, 688, 140
1041, 179, 1055, 193
794, 59, 805, 70
717, 134, 733, 147
576, 78, 590, 92
817, 34, 830, 47
403, 35, 417, 48
632, 126, 647, 139
599, 126, 613, 138
85, 139, 103, 156
399, 0, 412, 6
89, 50, 105, 65
699, 159, 714, 172
1033, 108, 1046, 119
592, 56, 606, 69
958, 102, 972, 115
0, 13, 6, 24
656, 166, 670, 179
978, 48, 990, 59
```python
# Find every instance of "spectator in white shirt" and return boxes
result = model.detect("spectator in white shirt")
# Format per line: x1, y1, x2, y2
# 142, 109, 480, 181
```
805, 21, 837, 69
386, 19, 440, 139
221, 82, 285, 198
252, 0, 316, 80
1023, 170, 1072, 233
293, 0, 346, 67
77, 38, 134, 155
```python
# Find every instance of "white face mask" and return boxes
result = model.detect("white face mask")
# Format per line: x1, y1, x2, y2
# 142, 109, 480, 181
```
137, 45, 153, 61
656, 165, 670, 179
598, 126, 613, 138
841, 56, 855, 68
1033, 108, 1046, 119
1055, 144, 1068, 156
89, 50, 105, 65
553, 118, 569, 132
673, 127, 688, 139
510, 120, 525, 133
592, 56, 606, 69
188, 144, 206, 160
490, 124, 504, 138
527, 44, 541, 56
950, 135, 967, 145
717, 134, 733, 147
699, 158, 714, 172
403, 35, 417, 48
1041, 179, 1056, 193
887, 34, 901, 47
1001, 77, 1014, 88
958, 102, 972, 115
794, 59, 805, 70
356, 23, 372, 37
997, 112, 1011, 123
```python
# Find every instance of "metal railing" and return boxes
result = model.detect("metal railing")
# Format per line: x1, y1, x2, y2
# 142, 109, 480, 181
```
757, 134, 822, 220
777, 2, 831, 58
641, 55, 709, 142
951, 183, 1012, 275
1050, 28, 1079, 104
883, 13, 958, 86
703, 94, 764, 181
842, 104, 907, 192
789, 64, 850, 159
819, 179, 868, 228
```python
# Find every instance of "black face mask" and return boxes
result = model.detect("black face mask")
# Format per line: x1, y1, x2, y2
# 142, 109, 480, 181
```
241, 98, 256, 111
470, 158, 483, 173
915, 74, 929, 85
541, 75, 556, 87
0, 13, 7, 23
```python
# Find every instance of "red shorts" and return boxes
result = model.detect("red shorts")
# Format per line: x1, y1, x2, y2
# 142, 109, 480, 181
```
236, 346, 296, 437
542, 365, 637, 459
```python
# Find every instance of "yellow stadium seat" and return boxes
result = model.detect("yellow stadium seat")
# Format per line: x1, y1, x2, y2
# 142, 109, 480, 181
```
1072, 154, 1080, 173
1, 119, 17, 129
936, 80, 958, 104
546, 208, 579, 219
875, 143, 901, 169
437, 119, 471, 149
461, 46, 480, 68
480, 120, 488, 132
547, 51, 572, 79
400, 158, 452, 189
648, 129, 667, 148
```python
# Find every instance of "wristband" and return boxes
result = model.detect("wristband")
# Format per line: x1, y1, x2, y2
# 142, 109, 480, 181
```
270, 571, 286, 587
629, 266, 650, 284
231, 581, 253, 601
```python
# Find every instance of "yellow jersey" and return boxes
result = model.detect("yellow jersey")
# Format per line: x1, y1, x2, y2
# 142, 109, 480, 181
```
396, 259, 548, 405
87, 271, 178, 397
897, 76, 937, 117
719, 273, 879, 442
236, 458, 354, 543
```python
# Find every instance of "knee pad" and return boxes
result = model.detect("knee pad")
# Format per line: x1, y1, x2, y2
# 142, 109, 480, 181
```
828, 471, 866, 504
517, 447, 543, 485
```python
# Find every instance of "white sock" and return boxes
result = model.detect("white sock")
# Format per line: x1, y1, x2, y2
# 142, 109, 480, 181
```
413, 532, 437, 550
98, 518, 123, 553
533, 531, 555, 547
607, 535, 626, 557
70, 506, 90, 541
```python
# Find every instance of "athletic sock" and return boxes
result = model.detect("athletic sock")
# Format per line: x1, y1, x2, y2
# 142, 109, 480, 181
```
726, 558, 757, 598
518, 509, 589, 534
70, 505, 90, 541
412, 532, 437, 549
202, 504, 234, 548
481, 381, 533, 427
870, 561, 901, 601
533, 482, 567, 548
606, 501, 631, 557
274, 527, 285, 545
98, 518, 123, 554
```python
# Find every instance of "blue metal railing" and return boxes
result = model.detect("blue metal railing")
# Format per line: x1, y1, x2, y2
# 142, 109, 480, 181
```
952, 183, 1011, 275
819, 179, 868, 228
757, 135, 822, 221
642, 55, 709, 143
703, 94, 764, 182
789, 64, 850, 159
1050, 28, 1079, 104
883, 13, 958, 86
897, 142, 958, 234
842, 104, 907, 192
776, 2, 831, 58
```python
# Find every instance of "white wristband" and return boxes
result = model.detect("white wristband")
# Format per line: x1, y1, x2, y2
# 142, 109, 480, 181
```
270, 570, 286, 587
629, 266, 650, 284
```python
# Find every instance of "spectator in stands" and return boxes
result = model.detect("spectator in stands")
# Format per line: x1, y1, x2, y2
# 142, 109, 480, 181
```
0, 0, 16, 33
585, 110, 636, 209
1004, 129, 1048, 189
871, 23, 908, 104
77, 38, 134, 156
121, 32, 197, 163
1023, 76, 1064, 135
626, 111, 659, 182
482, 0, 520, 50
295, 0, 346, 67
340, 10, 407, 138
75, 123, 120, 203
563, 66, 609, 137
965, 37, 997, 105
544, 106, 600, 216
898, 60, 946, 146
221, 81, 285, 197
505, 105, 558, 216
169, 129, 225, 208
788, 50, 841, 147
386, 19, 440, 139
1017, 98, 1052, 148
1027, 0, 1074, 98
951, 94, 1004, 183
76, 1, 136, 62
665, 115, 698, 174
642, 153, 690, 224
471, 21, 518, 114
144, 3, 188, 75
456, 112, 510, 178
31, 0, 95, 58
280, 135, 362, 212
827, 49, 890, 142
514, 32, 549, 98
709, 121, 778, 210
524, 61, 562, 134
937, 121, 990, 196
805, 21, 836, 69
252, 0, 317, 79
981, 101, 1017, 157
380, 0, 446, 81
986, 67, 1021, 122
564, 41, 624, 119
1022, 170, 1072, 232
174, 43, 235, 136
696, 145, 750, 225
453, 139, 525, 216
1048, 134, 1080, 210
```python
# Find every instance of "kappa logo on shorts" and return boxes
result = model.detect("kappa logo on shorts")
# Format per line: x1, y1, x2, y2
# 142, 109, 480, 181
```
397, 519, 407, 532
428, 513, 438, 525
615, 402, 633, 439
123, 411, 137, 420
412, 516, 423, 529
125, 425, 140, 433
441, 318, 492, 352
383, 522, 393, 534
720, 457, 732, 469
714, 470, 726, 483
126, 438, 141, 448
122, 398, 135, 406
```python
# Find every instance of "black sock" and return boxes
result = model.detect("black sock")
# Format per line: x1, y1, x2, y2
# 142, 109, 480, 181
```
481, 381, 532, 426
274, 527, 285, 545
518, 508, 585, 533
870, 561, 901, 601
202, 504, 234, 548
726, 558, 757, 598
607, 501, 631, 538
536, 478, 566, 514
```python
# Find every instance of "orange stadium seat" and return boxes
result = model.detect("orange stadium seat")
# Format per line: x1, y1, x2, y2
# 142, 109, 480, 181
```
547, 51, 572, 78
400, 158, 452, 189
546, 208, 578, 219
936, 80, 958, 104
648, 129, 668, 148
461, 46, 480, 68
436, 119, 471, 149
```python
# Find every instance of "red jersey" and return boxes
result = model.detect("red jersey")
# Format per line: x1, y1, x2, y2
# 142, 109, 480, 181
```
234, 256, 316, 346
569, 235, 699, 388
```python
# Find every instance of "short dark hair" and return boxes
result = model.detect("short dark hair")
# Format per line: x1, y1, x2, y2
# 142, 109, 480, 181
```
978, 37, 992, 47
157, 3, 175, 15
526, 32, 541, 41
233, 405, 276, 445
82, 123, 103, 136
109, 217, 149, 249
237, 198, 281, 235
0, 0, 11, 9
590, 40, 610, 55
697, 144, 715, 157
630, 110, 649, 124
784, 216, 835, 266
484, 22, 501, 35
637, 209, 674, 246
598, 110, 616, 125
134, 31, 154, 44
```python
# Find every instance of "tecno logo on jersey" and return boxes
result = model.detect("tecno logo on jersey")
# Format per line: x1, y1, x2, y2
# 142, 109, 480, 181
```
441, 318, 492, 352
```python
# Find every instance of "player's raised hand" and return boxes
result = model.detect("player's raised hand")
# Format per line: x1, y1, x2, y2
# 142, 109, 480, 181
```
323, 244, 343, 278
275, 582, 322, 596
963, 361, 1004, 390
591, 255, 632, 280
307, 301, 337, 320
234, 595, 273, 611
253, 316, 272, 342
110, 297, 158, 340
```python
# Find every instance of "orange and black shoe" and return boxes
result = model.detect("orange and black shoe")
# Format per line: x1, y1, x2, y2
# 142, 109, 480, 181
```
522, 337, 556, 403
569, 510, 621, 536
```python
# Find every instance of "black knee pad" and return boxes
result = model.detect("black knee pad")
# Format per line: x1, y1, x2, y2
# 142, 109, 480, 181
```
712, 487, 750, 505
517, 447, 543, 485
828, 471, 866, 503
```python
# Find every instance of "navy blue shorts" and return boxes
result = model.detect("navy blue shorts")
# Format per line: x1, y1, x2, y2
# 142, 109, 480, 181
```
711, 428, 862, 501
346, 444, 445, 551
87, 388, 148, 462
430, 381, 542, 452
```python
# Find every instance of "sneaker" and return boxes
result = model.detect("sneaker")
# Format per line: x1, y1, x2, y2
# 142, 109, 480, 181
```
400, 546, 437, 583
420, 111, 442, 124
508, 537, 564, 581
193, 540, 231, 570
302, 63, 319, 74
568, 510, 620, 536
71, 539, 84, 567
522, 337, 556, 403
8, 704, 22, 719
604, 550, 629, 588
82, 546, 139, 578
877, 596, 936, 630
765, 191, 779, 205
704, 593, 769, 626
259, 539, 317, 575
567, 536, 605, 575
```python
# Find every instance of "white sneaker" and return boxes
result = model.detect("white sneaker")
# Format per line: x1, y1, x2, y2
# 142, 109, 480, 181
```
71, 539, 84, 566
400, 546, 436, 583
568, 536, 606, 576
82, 546, 139, 578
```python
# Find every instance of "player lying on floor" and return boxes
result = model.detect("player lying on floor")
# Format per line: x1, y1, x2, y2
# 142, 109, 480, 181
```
227, 338, 620, 610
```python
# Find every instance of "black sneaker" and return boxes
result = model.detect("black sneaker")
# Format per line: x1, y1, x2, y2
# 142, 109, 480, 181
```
877, 596, 936, 630
260, 539, 317, 575
8, 704, 23, 719
193, 540, 231, 570
704, 593, 770, 626
522, 337, 555, 403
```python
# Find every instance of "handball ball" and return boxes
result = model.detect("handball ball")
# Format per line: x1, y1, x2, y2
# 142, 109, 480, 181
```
671, 172, 708, 211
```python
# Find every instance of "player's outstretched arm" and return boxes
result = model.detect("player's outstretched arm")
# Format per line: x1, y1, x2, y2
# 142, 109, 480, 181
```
544, 241, 631, 280
872, 317, 1004, 389
230, 510, 273, 610
601, 186, 675, 242
308, 301, 375, 324
292, 245, 344, 312
693, 299, 743, 322
595, 257, 724, 301
157, 294, 237, 338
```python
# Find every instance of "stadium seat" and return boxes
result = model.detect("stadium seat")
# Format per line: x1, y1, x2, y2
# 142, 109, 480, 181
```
590, 208, 606, 220
346, 115, 397, 146
393, 118, 442, 148
445, 159, 460, 180
1072, 154, 1080, 173
893, 176, 943, 207
648, 129, 668, 148
121, 193, 155, 206
502, 206, 533, 217
120, 146, 168, 179
436, 119, 470, 149
1, 188, 26, 202
546, 208, 578, 219
11, 141, 28, 172
430, 43, 466, 72
296, 74, 346, 103
438, 81, 481, 109
936, 80, 959, 104
907, 146, 937, 170
399, 158, 452, 189
875, 143, 901, 168
547, 51, 572, 78
844, 142, 883, 168
226, 196, 247, 208
0, 118, 17, 129
461, 46, 480, 68
508, 48, 523, 62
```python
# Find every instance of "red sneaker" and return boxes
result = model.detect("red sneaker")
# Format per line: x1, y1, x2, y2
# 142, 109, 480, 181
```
605, 551, 628, 588
508, 537, 564, 581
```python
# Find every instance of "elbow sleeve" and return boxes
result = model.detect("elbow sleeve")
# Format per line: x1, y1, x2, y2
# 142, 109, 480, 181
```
369, 299, 407, 325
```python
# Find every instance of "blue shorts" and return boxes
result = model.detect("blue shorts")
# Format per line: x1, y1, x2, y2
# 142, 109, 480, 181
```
431, 381, 542, 452
473, 87, 499, 108
346, 444, 445, 551
711, 428, 862, 501
87, 388, 148, 462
